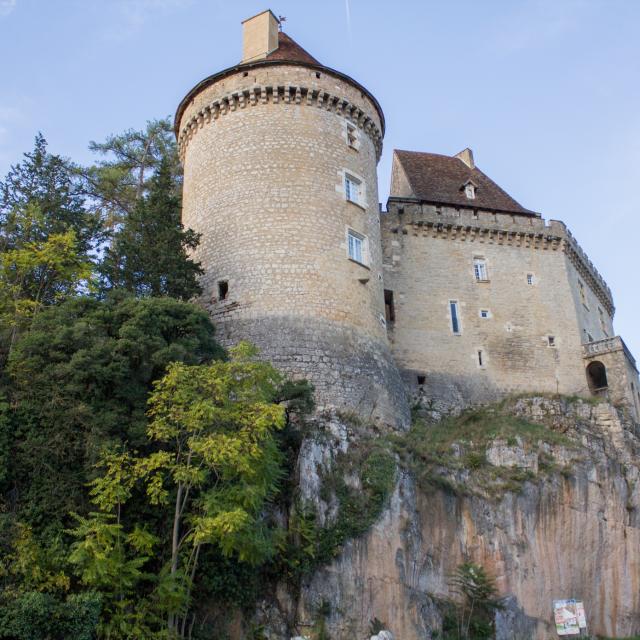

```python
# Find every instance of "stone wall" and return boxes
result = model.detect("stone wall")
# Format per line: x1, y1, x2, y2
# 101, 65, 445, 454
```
380, 200, 612, 408
178, 63, 408, 426
583, 337, 640, 422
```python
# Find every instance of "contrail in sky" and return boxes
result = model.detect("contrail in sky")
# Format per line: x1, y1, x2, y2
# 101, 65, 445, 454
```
345, 0, 353, 45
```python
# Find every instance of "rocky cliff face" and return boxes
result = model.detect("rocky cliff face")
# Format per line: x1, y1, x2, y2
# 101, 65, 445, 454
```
263, 398, 640, 639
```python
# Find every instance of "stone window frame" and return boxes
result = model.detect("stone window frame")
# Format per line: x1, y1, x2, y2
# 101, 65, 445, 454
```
547, 335, 556, 348
527, 273, 535, 285
346, 227, 369, 268
479, 309, 491, 319
578, 279, 589, 310
598, 306, 609, 337
473, 256, 489, 282
449, 300, 462, 335
345, 121, 360, 151
339, 169, 368, 209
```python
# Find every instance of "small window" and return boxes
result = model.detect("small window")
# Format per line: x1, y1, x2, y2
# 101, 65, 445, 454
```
450, 301, 461, 335
527, 273, 534, 285
347, 229, 365, 264
477, 350, 484, 367
480, 309, 490, 319
217, 280, 229, 301
345, 173, 362, 205
346, 123, 359, 150
315, 72, 321, 79
465, 184, 476, 200
473, 258, 488, 282
417, 375, 426, 386
384, 289, 395, 323
548, 336, 556, 347
598, 307, 608, 336
578, 280, 588, 308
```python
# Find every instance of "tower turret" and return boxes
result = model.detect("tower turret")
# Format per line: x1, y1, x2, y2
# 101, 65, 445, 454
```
175, 10, 408, 425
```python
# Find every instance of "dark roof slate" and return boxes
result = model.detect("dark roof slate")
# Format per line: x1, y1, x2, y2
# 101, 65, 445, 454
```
265, 32, 320, 65
394, 150, 535, 215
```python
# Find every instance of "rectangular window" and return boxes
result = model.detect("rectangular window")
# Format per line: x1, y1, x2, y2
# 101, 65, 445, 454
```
480, 309, 489, 319
417, 374, 426, 386
598, 307, 608, 336
345, 174, 362, 205
348, 229, 365, 264
473, 258, 488, 281
548, 336, 556, 347
217, 280, 228, 301
346, 123, 359, 149
384, 289, 395, 324
450, 301, 461, 335
578, 280, 588, 308
527, 273, 533, 285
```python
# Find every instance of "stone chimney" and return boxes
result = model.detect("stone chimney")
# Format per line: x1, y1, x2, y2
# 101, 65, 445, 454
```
455, 147, 475, 169
241, 10, 279, 63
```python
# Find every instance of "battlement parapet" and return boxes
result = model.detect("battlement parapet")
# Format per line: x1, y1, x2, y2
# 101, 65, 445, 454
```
385, 199, 614, 315
583, 336, 637, 371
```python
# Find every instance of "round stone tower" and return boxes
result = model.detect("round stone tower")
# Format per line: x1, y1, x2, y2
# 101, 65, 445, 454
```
175, 10, 408, 426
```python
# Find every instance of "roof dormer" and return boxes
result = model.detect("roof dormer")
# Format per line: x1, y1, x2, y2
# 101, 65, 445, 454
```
463, 179, 478, 200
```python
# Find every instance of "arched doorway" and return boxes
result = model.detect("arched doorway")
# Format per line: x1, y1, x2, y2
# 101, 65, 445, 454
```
586, 361, 608, 395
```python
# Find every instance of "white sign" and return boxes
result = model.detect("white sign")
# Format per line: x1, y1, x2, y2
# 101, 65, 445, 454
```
553, 599, 587, 636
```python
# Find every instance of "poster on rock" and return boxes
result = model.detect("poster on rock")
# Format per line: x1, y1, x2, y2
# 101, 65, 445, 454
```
553, 599, 587, 636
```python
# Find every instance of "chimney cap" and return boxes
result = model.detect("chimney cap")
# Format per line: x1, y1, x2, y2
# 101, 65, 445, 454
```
241, 8, 280, 25
455, 147, 475, 169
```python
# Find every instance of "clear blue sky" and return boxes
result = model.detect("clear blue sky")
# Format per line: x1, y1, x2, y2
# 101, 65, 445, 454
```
1, 0, 638, 356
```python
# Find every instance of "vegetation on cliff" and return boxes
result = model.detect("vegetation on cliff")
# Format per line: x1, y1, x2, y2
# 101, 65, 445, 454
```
0, 128, 315, 639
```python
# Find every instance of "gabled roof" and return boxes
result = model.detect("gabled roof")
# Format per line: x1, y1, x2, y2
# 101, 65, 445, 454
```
392, 150, 535, 215
265, 31, 320, 65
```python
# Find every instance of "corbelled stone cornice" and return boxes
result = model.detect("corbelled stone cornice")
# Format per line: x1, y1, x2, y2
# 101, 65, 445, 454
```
177, 84, 383, 161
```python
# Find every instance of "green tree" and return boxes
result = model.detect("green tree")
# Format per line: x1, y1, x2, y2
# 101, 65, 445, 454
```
70, 343, 287, 638
443, 562, 503, 640
4, 295, 223, 533
0, 203, 92, 359
0, 133, 102, 259
81, 118, 179, 227
0, 520, 101, 640
99, 157, 203, 300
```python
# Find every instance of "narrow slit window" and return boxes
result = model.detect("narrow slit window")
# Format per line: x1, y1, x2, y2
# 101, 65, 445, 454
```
450, 301, 461, 335
384, 289, 395, 323
474, 258, 488, 282
217, 280, 229, 301
478, 350, 484, 367
347, 229, 365, 264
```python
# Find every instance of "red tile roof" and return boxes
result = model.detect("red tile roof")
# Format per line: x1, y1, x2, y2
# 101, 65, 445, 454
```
394, 150, 535, 215
265, 32, 320, 65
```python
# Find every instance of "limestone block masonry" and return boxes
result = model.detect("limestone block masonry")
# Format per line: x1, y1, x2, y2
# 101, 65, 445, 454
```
176, 58, 409, 427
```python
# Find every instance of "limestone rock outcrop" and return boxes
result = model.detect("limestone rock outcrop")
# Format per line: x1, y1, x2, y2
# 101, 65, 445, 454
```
268, 398, 640, 639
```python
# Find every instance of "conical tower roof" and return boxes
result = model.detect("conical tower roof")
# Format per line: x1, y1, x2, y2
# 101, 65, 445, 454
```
264, 31, 319, 65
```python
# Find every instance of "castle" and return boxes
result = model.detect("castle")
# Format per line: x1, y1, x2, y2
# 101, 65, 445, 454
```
175, 10, 640, 426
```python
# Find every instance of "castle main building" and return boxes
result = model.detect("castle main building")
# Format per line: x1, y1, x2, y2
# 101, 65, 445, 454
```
175, 10, 640, 425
